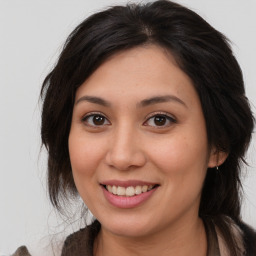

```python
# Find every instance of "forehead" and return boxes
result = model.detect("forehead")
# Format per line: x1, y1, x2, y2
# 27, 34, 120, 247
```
75, 45, 199, 108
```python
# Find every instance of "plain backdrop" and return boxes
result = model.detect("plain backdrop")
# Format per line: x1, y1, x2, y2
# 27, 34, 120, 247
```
0, 0, 255, 255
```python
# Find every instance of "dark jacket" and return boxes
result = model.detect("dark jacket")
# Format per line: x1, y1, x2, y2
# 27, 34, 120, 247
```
13, 220, 256, 256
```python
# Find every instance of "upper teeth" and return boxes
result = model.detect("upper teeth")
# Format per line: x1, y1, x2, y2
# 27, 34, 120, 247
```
106, 185, 154, 197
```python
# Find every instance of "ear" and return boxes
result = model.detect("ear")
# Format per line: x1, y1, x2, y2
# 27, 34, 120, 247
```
208, 148, 228, 168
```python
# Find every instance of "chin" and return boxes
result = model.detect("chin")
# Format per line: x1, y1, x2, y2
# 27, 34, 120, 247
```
99, 215, 156, 238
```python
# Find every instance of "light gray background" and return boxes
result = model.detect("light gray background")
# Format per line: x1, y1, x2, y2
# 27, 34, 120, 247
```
0, 0, 255, 255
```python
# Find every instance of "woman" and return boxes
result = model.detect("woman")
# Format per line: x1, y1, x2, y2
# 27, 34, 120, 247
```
13, 0, 255, 255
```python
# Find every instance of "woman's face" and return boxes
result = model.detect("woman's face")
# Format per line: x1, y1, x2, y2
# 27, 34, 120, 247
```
69, 45, 218, 238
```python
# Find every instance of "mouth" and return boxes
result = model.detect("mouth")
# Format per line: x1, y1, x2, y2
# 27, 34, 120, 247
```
100, 180, 160, 208
101, 184, 159, 197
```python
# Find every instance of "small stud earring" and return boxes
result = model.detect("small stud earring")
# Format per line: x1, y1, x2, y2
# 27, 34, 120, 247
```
216, 166, 219, 171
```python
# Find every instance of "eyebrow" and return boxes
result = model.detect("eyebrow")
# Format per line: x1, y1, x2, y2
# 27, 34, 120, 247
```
75, 95, 187, 108
76, 96, 111, 107
138, 95, 187, 108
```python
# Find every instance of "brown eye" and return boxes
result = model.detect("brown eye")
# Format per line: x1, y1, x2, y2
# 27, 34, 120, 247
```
82, 114, 110, 127
154, 116, 167, 126
144, 114, 176, 127
92, 115, 105, 125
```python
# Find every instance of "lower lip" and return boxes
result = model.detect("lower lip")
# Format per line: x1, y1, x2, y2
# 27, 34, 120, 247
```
102, 186, 158, 208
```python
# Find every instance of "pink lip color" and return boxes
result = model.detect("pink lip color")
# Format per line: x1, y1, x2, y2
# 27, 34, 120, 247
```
102, 185, 158, 209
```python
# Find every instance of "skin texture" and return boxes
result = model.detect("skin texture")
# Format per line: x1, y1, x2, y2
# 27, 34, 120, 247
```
68, 45, 227, 256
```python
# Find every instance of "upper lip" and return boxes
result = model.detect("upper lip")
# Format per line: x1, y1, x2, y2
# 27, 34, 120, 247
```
100, 180, 159, 188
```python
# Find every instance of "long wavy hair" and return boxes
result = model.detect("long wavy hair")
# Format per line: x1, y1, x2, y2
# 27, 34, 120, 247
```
41, 1, 254, 254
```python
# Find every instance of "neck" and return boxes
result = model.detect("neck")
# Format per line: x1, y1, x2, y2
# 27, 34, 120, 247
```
94, 217, 207, 256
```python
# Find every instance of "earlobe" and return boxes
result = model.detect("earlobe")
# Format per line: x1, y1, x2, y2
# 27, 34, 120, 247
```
208, 149, 228, 168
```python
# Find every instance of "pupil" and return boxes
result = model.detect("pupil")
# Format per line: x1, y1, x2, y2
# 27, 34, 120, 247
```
154, 116, 166, 126
93, 115, 104, 125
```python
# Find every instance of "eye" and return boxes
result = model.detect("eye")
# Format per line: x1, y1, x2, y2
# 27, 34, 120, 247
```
144, 113, 176, 127
82, 113, 110, 127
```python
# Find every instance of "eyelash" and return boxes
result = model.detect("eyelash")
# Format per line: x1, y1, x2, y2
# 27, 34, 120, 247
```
82, 112, 110, 127
81, 112, 177, 128
143, 112, 177, 128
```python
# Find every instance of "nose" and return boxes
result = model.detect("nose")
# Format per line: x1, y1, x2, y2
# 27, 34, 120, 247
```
105, 124, 147, 171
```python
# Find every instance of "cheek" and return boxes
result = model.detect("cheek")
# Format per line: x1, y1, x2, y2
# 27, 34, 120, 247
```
148, 129, 209, 198
149, 134, 209, 213
69, 133, 105, 175
150, 134, 208, 171
68, 132, 108, 205
68, 132, 107, 208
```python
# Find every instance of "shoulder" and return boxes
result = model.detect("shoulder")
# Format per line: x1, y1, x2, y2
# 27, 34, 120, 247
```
61, 220, 101, 256
12, 246, 31, 256
238, 222, 256, 256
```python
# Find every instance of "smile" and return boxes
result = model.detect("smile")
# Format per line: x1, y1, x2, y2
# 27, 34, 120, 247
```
100, 180, 160, 208
103, 184, 157, 197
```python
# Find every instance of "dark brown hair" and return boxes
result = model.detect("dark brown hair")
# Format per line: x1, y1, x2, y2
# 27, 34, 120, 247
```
41, 1, 254, 254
